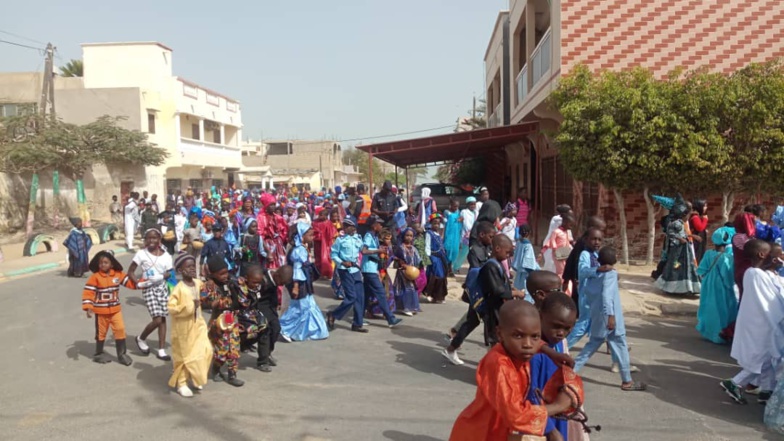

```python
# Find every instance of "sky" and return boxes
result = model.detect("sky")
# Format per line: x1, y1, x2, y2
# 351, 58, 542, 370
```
1, 0, 508, 147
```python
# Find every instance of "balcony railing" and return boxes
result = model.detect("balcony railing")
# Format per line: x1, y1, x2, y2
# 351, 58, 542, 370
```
516, 65, 528, 105
487, 102, 503, 128
531, 28, 552, 87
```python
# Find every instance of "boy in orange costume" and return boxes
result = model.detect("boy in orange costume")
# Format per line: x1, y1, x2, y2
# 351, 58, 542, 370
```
82, 250, 136, 365
450, 300, 572, 441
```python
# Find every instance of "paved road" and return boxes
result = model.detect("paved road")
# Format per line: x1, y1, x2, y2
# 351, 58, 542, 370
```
0, 255, 778, 441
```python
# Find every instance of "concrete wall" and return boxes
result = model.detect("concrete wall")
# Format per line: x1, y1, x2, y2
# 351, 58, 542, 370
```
0, 72, 42, 103
484, 12, 509, 121
82, 42, 174, 92
263, 141, 343, 188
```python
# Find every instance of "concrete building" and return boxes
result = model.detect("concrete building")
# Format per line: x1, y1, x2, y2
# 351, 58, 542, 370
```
241, 139, 361, 190
0, 42, 242, 231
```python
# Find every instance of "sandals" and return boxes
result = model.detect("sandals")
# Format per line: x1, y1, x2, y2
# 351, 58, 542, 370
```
621, 381, 647, 391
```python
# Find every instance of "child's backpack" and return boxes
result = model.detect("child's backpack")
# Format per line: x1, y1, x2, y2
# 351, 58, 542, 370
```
464, 258, 503, 315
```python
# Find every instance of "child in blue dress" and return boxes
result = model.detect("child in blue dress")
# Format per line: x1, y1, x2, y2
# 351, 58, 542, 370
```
393, 227, 422, 316
279, 223, 330, 341
511, 224, 539, 302
696, 226, 737, 344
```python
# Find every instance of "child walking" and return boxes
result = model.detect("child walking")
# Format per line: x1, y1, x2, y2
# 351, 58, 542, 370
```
167, 252, 213, 397
327, 217, 368, 333
573, 246, 646, 392
443, 199, 462, 275
243, 264, 293, 372
279, 223, 330, 341
449, 301, 573, 441
129, 228, 173, 361
424, 214, 449, 304
65, 217, 92, 278
392, 227, 423, 317
361, 216, 404, 328
81, 250, 135, 365
512, 224, 539, 298
202, 255, 245, 387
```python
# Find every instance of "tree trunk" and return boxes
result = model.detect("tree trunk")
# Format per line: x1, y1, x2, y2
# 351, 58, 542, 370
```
52, 170, 60, 229
613, 188, 629, 265
76, 177, 91, 227
643, 186, 656, 265
26, 173, 39, 239
721, 190, 734, 224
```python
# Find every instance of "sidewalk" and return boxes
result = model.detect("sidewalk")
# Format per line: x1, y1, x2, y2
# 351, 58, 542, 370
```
0, 233, 139, 281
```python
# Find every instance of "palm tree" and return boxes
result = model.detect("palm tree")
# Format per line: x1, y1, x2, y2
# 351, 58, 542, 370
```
59, 59, 83, 77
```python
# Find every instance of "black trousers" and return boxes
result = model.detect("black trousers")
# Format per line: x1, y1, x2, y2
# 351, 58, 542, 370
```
450, 304, 482, 349
257, 304, 280, 365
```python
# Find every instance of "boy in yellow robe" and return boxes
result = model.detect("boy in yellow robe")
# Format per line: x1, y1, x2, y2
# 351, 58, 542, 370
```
167, 252, 213, 398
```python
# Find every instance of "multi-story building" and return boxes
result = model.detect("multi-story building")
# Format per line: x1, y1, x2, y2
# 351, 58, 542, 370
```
0, 41, 242, 229
482, 0, 784, 244
241, 139, 358, 190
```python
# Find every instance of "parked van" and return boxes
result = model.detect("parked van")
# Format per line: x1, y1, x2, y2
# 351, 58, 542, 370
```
410, 184, 477, 213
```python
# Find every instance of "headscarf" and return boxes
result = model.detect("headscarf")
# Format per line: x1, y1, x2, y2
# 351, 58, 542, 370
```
243, 218, 257, 234
466, 196, 477, 204
294, 221, 311, 247
399, 227, 415, 244
712, 226, 735, 247
391, 185, 398, 194
335, 185, 342, 195
421, 187, 432, 199
260, 192, 276, 208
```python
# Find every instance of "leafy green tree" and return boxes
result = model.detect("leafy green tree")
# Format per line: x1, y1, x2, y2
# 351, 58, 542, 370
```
59, 59, 83, 77
343, 147, 384, 188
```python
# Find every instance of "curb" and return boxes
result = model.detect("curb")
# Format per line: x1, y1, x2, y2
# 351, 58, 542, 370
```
0, 247, 132, 281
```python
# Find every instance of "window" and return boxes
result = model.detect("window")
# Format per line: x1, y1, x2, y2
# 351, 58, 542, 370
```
147, 112, 156, 134
191, 124, 200, 140
212, 179, 224, 188
166, 179, 182, 192
1, 104, 17, 117
213, 130, 222, 144
189, 179, 202, 189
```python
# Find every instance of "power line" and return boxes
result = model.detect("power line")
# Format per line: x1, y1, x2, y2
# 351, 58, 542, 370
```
0, 38, 44, 52
0, 29, 46, 45
269, 124, 457, 147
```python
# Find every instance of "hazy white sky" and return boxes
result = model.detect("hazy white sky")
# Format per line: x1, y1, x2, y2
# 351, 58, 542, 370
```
2, 0, 507, 146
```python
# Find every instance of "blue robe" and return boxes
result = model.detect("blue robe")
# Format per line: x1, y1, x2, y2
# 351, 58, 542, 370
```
443, 210, 461, 265
528, 340, 568, 438
696, 248, 737, 343
511, 239, 539, 298
64, 228, 92, 277
280, 244, 329, 341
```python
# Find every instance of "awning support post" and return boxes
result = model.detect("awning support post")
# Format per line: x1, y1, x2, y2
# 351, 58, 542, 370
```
368, 151, 374, 192
394, 165, 399, 187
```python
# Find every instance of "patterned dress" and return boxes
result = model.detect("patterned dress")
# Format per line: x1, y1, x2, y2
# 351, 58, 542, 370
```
201, 279, 245, 374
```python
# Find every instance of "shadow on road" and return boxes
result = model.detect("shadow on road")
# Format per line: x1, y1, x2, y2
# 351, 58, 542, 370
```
386, 340, 476, 385
624, 317, 769, 435
383, 429, 443, 441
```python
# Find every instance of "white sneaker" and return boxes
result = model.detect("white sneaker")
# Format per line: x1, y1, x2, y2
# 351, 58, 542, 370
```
192, 384, 203, 391
402, 311, 414, 317
136, 336, 150, 352
442, 349, 464, 366
177, 386, 194, 398
279, 334, 292, 343
611, 363, 640, 373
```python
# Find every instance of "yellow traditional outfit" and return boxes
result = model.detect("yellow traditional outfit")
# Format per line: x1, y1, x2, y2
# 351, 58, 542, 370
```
167, 279, 212, 389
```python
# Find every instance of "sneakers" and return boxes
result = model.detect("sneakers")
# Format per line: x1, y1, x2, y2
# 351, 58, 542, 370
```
388, 317, 403, 328
177, 386, 194, 398
279, 334, 293, 343
720, 379, 748, 404
136, 336, 150, 355
759, 391, 773, 404
746, 385, 762, 395
611, 363, 640, 373
401, 311, 414, 317
441, 348, 464, 366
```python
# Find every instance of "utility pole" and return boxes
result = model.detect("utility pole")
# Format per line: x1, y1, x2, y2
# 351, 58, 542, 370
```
472, 95, 476, 120
39, 43, 55, 120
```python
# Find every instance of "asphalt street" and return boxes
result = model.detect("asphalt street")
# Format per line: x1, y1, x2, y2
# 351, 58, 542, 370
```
0, 254, 779, 441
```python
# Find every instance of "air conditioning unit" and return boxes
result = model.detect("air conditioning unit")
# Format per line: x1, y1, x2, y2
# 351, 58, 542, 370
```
200, 169, 213, 179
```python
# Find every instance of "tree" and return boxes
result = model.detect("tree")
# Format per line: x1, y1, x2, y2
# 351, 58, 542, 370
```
435, 158, 485, 187
552, 66, 724, 264
59, 59, 83, 77
343, 147, 384, 188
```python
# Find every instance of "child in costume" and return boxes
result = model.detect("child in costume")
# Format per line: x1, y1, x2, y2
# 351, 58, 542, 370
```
202, 255, 246, 387
81, 250, 135, 365
167, 252, 213, 397
279, 223, 330, 341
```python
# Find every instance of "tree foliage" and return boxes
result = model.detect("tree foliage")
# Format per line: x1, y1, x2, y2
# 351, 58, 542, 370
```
59, 59, 83, 77
0, 114, 168, 178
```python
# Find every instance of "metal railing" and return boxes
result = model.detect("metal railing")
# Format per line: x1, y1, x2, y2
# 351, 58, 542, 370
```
516, 65, 528, 105
488, 102, 503, 127
531, 28, 552, 87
